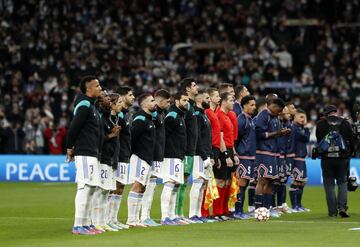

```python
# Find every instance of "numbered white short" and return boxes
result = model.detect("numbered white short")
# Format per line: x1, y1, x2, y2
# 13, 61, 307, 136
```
192, 156, 210, 180
75, 156, 100, 188
115, 162, 131, 185
98, 163, 116, 190
128, 154, 151, 186
151, 161, 163, 178
162, 158, 184, 184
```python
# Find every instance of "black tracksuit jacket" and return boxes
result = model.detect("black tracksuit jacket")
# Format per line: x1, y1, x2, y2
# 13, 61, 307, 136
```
67, 93, 102, 159
131, 110, 156, 165
164, 104, 187, 159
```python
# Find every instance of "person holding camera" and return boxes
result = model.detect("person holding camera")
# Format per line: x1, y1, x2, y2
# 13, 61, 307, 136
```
315, 105, 355, 218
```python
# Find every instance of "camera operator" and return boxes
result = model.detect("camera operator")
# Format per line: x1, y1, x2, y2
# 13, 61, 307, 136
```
315, 105, 354, 218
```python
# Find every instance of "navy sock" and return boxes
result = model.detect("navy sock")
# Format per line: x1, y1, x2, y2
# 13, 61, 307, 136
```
255, 194, 263, 209
248, 182, 256, 207
263, 194, 273, 209
235, 192, 242, 213
289, 184, 298, 208
272, 184, 277, 207
281, 184, 287, 205
277, 183, 285, 206
297, 185, 304, 207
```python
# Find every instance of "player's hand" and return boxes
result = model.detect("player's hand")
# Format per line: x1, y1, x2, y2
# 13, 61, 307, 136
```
234, 155, 240, 165
226, 157, 233, 167
66, 148, 74, 162
108, 125, 121, 138
210, 159, 215, 166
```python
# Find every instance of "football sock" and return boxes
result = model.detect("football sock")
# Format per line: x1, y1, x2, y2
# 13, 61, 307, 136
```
108, 194, 122, 223
248, 182, 256, 207
297, 185, 304, 207
223, 184, 230, 215
279, 183, 287, 205
235, 186, 247, 213
74, 184, 95, 227
196, 182, 206, 217
289, 184, 298, 208
175, 183, 186, 216
212, 186, 223, 216
189, 178, 204, 218
272, 183, 278, 207
93, 189, 109, 226
255, 194, 263, 209
127, 191, 142, 224
160, 183, 175, 220
140, 177, 157, 221
276, 183, 284, 206
263, 194, 272, 209
169, 185, 179, 219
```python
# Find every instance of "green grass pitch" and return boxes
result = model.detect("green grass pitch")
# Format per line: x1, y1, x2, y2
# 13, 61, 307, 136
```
0, 183, 359, 247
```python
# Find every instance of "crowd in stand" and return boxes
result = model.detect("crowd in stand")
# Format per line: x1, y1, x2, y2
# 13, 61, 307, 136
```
1, 0, 360, 154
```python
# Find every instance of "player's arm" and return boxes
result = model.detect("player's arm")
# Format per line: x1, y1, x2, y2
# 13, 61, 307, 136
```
196, 115, 208, 161
164, 113, 177, 134
255, 113, 280, 139
66, 103, 90, 161
237, 115, 246, 139
131, 116, 146, 140
295, 127, 310, 143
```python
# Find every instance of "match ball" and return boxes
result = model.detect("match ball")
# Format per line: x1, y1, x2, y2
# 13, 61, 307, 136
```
255, 207, 270, 222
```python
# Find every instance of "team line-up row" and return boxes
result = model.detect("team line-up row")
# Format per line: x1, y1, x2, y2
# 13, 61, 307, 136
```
66, 76, 310, 235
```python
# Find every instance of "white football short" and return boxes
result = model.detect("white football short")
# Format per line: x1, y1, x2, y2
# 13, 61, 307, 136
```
75, 156, 100, 188
162, 158, 184, 184
128, 154, 151, 186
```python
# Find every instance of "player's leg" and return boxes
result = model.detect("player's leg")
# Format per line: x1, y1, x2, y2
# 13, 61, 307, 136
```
126, 155, 150, 227
141, 161, 162, 226
140, 177, 159, 226
175, 156, 193, 218
189, 178, 205, 218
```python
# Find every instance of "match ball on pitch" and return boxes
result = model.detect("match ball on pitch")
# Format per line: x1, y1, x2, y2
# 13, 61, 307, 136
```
255, 207, 270, 222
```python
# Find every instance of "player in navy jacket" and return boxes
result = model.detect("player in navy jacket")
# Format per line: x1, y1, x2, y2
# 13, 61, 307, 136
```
254, 98, 290, 211
289, 109, 311, 212
234, 95, 256, 219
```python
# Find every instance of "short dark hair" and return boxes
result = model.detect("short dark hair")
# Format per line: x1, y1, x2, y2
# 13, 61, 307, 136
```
296, 108, 306, 115
218, 83, 233, 94
207, 87, 218, 96
271, 98, 286, 108
180, 78, 196, 92
109, 93, 120, 104
155, 89, 170, 99
138, 93, 152, 107
79, 75, 97, 94
265, 93, 278, 105
117, 86, 132, 96
173, 91, 188, 101
220, 92, 231, 105
286, 102, 294, 107
235, 85, 246, 99
241, 95, 256, 107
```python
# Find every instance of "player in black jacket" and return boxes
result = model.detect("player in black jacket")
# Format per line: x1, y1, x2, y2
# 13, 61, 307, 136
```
108, 86, 134, 229
189, 90, 213, 222
126, 94, 156, 227
176, 78, 199, 221
93, 92, 122, 232
161, 91, 189, 225
140, 89, 171, 226
66, 76, 103, 235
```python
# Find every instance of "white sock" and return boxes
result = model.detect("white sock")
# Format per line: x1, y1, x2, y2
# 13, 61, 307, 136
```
92, 188, 108, 226
169, 185, 179, 220
197, 182, 206, 217
141, 178, 157, 221
127, 191, 142, 225
161, 183, 175, 220
74, 184, 95, 227
108, 194, 122, 223
189, 178, 204, 218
